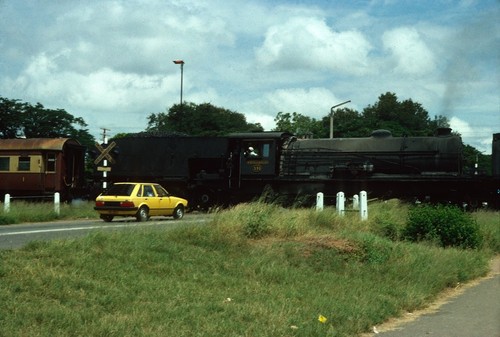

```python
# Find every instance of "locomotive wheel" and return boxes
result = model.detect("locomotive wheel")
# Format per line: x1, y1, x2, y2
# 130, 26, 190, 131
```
173, 205, 185, 219
136, 206, 149, 222
100, 215, 114, 222
196, 189, 216, 211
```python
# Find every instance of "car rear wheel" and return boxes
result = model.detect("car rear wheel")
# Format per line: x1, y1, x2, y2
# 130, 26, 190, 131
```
136, 206, 149, 222
173, 205, 184, 219
101, 215, 114, 222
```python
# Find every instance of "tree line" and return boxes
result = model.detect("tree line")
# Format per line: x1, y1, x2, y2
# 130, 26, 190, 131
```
0, 93, 491, 173
0, 96, 95, 149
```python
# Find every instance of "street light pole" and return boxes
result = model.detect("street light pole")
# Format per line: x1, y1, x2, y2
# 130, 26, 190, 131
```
173, 60, 184, 109
329, 100, 351, 138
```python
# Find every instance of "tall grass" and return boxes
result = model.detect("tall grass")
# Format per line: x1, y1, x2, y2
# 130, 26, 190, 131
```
0, 200, 98, 225
0, 201, 496, 337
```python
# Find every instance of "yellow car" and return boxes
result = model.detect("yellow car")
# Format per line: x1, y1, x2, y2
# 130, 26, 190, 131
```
94, 182, 188, 222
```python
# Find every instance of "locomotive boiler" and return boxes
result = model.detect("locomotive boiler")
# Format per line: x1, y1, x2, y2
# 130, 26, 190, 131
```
278, 128, 498, 207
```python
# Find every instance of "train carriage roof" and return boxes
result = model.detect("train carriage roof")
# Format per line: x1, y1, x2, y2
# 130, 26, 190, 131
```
0, 138, 83, 151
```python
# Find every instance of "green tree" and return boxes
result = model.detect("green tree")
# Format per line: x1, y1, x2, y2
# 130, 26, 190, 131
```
271, 92, 455, 140
0, 97, 26, 138
325, 108, 369, 138
273, 111, 323, 137
461, 144, 492, 175
0, 96, 94, 148
146, 102, 263, 136
361, 92, 447, 136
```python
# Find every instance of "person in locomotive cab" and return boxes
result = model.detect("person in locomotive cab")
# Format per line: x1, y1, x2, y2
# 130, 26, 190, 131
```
245, 146, 259, 158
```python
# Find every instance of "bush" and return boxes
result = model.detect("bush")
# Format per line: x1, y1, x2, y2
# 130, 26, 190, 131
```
404, 204, 482, 249
0, 214, 16, 225
234, 203, 275, 239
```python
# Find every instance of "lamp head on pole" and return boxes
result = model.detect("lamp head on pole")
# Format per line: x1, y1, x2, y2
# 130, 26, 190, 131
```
173, 60, 184, 65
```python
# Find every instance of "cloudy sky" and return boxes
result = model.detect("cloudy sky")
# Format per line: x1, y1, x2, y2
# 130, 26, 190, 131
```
0, 0, 498, 153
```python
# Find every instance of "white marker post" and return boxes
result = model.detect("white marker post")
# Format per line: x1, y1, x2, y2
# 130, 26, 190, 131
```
4, 194, 10, 213
336, 191, 345, 216
54, 192, 60, 215
360, 191, 368, 221
316, 192, 324, 211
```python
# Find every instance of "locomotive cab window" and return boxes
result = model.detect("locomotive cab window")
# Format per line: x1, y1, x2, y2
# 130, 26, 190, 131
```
0, 157, 9, 171
243, 142, 270, 159
18, 156, 30, 171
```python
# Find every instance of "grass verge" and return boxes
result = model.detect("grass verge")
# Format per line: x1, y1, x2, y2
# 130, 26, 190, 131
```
0, 200, 98, 225
0, 201, 498, 336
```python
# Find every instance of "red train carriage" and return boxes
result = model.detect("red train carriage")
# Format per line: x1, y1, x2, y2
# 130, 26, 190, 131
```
0, 138, 86, 201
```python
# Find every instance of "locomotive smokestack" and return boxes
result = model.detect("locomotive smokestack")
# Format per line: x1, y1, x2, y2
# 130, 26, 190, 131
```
436, 127, 452, 136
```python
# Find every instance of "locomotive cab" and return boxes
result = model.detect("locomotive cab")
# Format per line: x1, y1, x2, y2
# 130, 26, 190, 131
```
241, 141, 274, 175
229, 132, 291, 178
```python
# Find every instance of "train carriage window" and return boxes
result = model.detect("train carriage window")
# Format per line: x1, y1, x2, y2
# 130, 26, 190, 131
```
46, 153, 56, 172
18, 156, 30, 171
0, 157, 9, 171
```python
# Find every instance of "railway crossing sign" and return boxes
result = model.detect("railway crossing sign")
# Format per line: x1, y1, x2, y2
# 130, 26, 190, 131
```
94, 141, 116, 165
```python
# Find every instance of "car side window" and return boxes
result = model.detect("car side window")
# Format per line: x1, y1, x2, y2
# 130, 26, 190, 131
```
144, 185, 155, 197
136, 185, 143, 197
154, 184, 168, 197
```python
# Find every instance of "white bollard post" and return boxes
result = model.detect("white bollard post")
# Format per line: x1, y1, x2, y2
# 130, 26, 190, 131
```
360, 190, 368, 221
336, 191, 345, 216
316, 192, 324, 211
54, 192, 60, 215
4, 194, 10, 213
352, 194, 359, 210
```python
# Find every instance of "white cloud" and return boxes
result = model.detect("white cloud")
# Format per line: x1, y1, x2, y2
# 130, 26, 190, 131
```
255, 17, 373, 75
0, 0, 497, 149
265, 87, 340, 119
237, 86, 343, 131
382, 27, 436, 75
450, 117, 494, 154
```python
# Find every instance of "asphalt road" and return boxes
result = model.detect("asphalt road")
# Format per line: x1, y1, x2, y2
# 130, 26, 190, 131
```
0, 214, 209, 250
368, 258, 500, 337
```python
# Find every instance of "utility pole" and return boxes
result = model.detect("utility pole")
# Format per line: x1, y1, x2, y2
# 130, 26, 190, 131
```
101, 128, 110, 190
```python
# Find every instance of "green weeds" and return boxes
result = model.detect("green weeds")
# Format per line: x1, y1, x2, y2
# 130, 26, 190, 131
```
0, 201, 498, 337
0, 200, 97, 225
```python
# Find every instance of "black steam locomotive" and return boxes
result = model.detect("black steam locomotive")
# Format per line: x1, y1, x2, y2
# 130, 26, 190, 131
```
98, 129, 500, 209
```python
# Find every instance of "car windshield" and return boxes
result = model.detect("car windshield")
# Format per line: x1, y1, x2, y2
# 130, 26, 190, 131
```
102, 184, 135, 196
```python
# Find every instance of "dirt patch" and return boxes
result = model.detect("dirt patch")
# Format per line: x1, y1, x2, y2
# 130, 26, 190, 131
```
298, 235, 358, 252
360, 255, 500, 336
291, 235, 359, 259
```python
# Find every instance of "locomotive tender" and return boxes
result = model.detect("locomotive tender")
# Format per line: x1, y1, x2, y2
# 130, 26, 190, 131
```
0, 138, 86, 201
102, 128, 499, 209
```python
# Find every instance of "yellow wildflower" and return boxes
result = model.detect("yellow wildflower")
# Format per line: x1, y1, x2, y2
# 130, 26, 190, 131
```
318, 315, 327, 323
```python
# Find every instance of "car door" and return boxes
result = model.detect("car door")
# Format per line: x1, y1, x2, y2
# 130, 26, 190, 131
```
154, 184, 174, 216
143, 184, 160, 215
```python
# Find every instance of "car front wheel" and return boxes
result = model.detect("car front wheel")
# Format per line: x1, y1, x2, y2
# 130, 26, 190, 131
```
173, 205, 185, 219
136, 206, 149, 222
